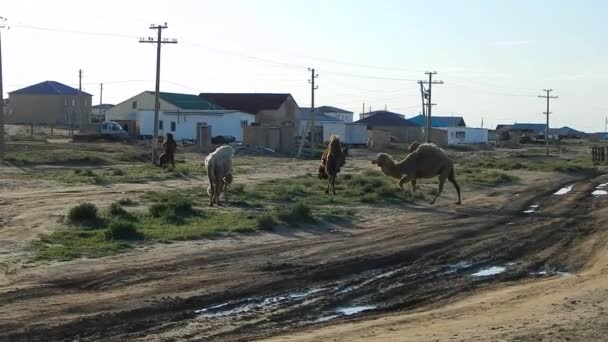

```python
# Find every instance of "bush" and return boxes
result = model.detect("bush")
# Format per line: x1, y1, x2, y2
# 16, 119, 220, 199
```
148, 196, 196, 222
104, 221, 143, 240
118, 198, 137, 206
149, 203, 170, 218
256, 213, 277, 231
110, 168, 125, 176
276, 202, 315, 224
108, 202, 131, 218
84, 170, 95, 177
67, 203, 99, 223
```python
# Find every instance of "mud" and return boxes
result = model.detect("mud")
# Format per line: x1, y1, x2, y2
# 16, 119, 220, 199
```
0, 172, 606, 341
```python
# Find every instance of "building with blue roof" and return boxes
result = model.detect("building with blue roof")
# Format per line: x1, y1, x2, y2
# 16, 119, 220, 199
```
406, 114, 466, 127
7, 81, 93, 126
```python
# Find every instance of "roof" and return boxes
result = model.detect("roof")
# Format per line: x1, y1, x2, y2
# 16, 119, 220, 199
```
316, 105, 353, 114
407, 114, 466, 127
10, 81, 92, 96
92, 104, 115, 110
549, 126, 584, 136
147, 91, 224, 110
511, 123, 546, 132
300, 109, 343, 122
199, 93, 291, 114
354, 110, 417, 126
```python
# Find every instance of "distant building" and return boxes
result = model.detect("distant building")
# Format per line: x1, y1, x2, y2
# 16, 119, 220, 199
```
308, 106, 354, 123
407, 114, 466, 127
355, 110, 422, 142
91, 103, 115, 122
105, 91, 254, 140
299, 109, 343, 142
199, 93, 301, 132
7, 81, 92, 126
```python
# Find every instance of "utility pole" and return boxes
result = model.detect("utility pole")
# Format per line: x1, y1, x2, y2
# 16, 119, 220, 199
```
99, 83, 103, 120
295, 68, 319, 159
139, 23, 177, 165
78, 69, 83, 130
418, 80, 426, 119
421, 71, 443, 143
0, 17, 6, 162
308, 68, 319, 144
361, 103, 365, 120
538, 89, 558, 156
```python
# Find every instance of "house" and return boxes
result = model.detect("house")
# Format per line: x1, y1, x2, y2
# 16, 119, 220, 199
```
299, 108, 343, 142
407, 114, 466, 127
313, 106, 354, 123
91, 103, 115, 122
199, 93, 300, 132
105, 91, 255, 141
6, 81, 92, 126
354, 110, 422, 142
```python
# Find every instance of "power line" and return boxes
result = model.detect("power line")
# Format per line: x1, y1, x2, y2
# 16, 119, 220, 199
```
139, 23, 177, 165
538, 89, 558, 156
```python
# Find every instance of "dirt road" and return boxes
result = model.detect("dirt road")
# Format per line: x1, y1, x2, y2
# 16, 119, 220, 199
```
1, 168, 606, 341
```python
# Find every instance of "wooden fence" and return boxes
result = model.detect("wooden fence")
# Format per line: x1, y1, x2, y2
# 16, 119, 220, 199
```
592, 146, 606, 164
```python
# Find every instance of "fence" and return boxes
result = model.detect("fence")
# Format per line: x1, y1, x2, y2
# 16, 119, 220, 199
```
592, 146, 606, 164
4, 123, 79, 139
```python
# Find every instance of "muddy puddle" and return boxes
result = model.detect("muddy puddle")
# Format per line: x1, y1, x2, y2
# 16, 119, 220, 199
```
554, 185, 574, 195
523, 204, 539, 214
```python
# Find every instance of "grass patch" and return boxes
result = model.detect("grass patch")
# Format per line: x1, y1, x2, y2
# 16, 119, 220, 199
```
256, 213, 278, 231
104, 221, 144, 241
31, 230, 130, 261
461, 169, 518, 187
117, 198, 137, 206
276, 202, 315, 224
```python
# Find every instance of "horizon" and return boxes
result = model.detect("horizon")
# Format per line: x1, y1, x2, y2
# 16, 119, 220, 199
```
2, 0, 607, 132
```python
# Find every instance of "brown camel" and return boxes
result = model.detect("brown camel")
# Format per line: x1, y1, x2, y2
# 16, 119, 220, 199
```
371, 143, 461, 204
318, 135, 346, 195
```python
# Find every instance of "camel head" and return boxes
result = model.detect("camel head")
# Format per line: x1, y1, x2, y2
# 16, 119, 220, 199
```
328, 135, 341, 149
371, 153, 394, 167
408, 141, 421, 153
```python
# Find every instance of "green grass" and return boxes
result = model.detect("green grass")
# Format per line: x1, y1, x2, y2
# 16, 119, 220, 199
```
5, 144, 150, 166
456, 154, 592, 173
32, 230, 130, 261
460, 169, 518, 187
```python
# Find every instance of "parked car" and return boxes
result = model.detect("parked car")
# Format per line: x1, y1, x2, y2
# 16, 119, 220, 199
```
211, 135, 236, 145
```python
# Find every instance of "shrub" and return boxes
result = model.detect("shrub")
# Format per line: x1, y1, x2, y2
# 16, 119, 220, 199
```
108, 202, 131, 218
104, 221, 143, 240
84, 170, 95, 177
149, 203, 170, 218
110, 168, 125, 176
73, 169, 83, 175
256, 213, 277, 231
118, 198, 137, 206
67, 203, 99, 223
276, 202, 315, 224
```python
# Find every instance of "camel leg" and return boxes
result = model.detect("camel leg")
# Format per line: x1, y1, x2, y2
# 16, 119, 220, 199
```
410, 179, 417, 200
331, 175, 336, 195
448, 168, 462, 205
325, 177, 331, 194
431, 176, 446, 204
208, 184, 215, 207
215, 178, 224, 206
399, 175, 410, 199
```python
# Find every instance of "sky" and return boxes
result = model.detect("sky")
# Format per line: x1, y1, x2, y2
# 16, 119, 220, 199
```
2, 0, 607, 132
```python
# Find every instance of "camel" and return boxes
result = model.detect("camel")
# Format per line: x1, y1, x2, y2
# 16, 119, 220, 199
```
159, 133, 177, 168
318, 135, 346, 195
371, 143, 461, 204
204, 145, 234, 206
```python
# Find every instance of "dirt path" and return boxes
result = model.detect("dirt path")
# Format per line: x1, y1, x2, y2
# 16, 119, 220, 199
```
1, 170, 605, 341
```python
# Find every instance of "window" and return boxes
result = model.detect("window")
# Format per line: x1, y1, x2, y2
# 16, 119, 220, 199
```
131, 101, 137, 109
159, 120, 164, 130
455, 131, 466, 139
241, 120, 248, 127
71, 99, 75, 106
170, 121, 176, 132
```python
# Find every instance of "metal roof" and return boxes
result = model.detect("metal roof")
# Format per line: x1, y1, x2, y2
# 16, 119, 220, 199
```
355, 110, 417, 126
407, 114, 466, 127
10, 81, 92, 96
199, 93, 292, 114
147, 91, 224, 110
300, 109, 343, 122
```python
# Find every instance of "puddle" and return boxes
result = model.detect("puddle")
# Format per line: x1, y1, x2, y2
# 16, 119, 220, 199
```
523, 204, 539, 214
530, 269, 573, 277
194, 287, 325, 317
592, 190, 607, 196
597, 183, 607, 188
554, 185, 573, 195
471, 266, 506, 277
338, 268, 404, 294
316, 305, 377, 323
336, 305, 377, 315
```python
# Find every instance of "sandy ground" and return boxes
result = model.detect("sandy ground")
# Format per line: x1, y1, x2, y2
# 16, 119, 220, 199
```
1, 149, 608, 341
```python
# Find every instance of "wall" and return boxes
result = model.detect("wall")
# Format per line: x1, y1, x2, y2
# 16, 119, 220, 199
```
7, 94, 92, 125
256, 95, 300, 134
139, 110, 254, 141
366, 125, 424, 143
438, 127, 488, 144
243, 125, 294, 153
105, 92, 177, 122
324, 112, 354, 123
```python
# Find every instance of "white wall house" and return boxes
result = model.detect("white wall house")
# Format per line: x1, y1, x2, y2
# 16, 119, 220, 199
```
437, 127, 489, 144
322, 122, 368, 145
139, 110, 255, 141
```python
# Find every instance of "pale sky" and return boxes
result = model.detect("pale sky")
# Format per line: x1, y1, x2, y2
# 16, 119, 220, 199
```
2, 0, 607, 132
